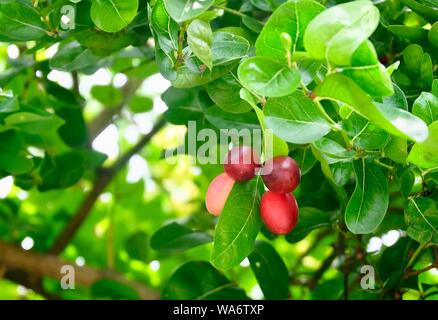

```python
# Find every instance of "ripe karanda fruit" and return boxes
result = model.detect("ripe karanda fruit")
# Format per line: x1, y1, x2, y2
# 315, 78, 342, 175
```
261, 156, 301, 193
205, 172, 235, 216
260, 192, 299, 235
224, 146, 260, 182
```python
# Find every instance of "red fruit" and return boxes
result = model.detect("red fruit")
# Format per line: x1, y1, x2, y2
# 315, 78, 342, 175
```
260, 192, 299, 235
205, 173, 235, 216
261, 156, 301, 193
224, 146, 260, 182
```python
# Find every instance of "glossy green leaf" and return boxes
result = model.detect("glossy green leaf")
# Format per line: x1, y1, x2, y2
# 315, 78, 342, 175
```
408, 121, 438, 169
150, 222, 212, 253
211, 177, 263, 270
128, 95, 154, 113
50, 42, 101, 72
91, 85, 123, 107
162, 261, 247, 299
2, 112, 64, 134
405, 198, 438, 244
285, 207, 332, 243
312, 138, 356, 164
345, 158, 389, 234
315, 73, 428, 143
0, 2, 47, 41
212, 32, 250, 66
0, 96, 19, 113
304, 0, 380, 66
237, 57, 301, 97
164, 0, 214, 23
206, 75, 252, 114
0, 130, 33, 175
187, 19, 213, 70
341, 41, 394, 97
172, 62, 237, 88
255, 0, 325, 64
248, 241, 289, 300
90, 0, 139, 33
291, 147, 317, 175
412, 92, 438, 126
383, 136, 407, 165
264, 92, 332, 144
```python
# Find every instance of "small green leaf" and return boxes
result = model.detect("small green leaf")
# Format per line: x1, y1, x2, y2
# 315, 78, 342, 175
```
0, 130, 33, 175
212, 32, 250, 66
285, 207, 332, 243
150, 222, 212, 253
291, 147, 317, 175
255, 0, 325, 64
303, 0, 380, 66
345, 158, 389, 234
211, 177, 263, 270
125, 231, 149, 261
172, 62, 237, 88
2, 112, 64, 134
187, 19, 213, 70
91, 85, 123, 107
408, 121, 438, 169
412, 92, 438, 126
0, 96, 19, 113
206, 75, 252, 114
238, 57, 301, 97
405, 198, 438, 244
162, 261, 247, 299
312, 138, 356, 164
264, 92, 331, 144
128, 95, 154, 113
91, 0, 139, 33
164, 0, 214, 23
383, 136, 407, 165
248, 241, 289, 300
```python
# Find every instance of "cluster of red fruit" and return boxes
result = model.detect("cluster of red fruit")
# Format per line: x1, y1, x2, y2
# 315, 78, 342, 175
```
205, 146, 301, 235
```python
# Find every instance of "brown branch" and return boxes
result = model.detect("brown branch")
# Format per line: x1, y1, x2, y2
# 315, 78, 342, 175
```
406, 264, 438, 277
49, 117, 166, 255
0, 241, 159, 300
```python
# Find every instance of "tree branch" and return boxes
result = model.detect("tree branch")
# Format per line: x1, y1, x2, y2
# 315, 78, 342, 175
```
49, 117, 166, 255
0, 241, 159, 299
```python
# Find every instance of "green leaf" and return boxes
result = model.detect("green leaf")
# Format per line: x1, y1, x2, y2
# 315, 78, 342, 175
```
264, 92, 332, 144
50, 42, 101, 72
0, 2, 47, 41
91, 85, 123, 107
0, 130, 33, 175
312, 137, 356, 164
162, 261, 247, 299
378, 237, 411, 289
91, 279, 139, 300
90, 0, 139, 33
343, 112, 390, 150
187, 19, 213, 70
341, 41, 394, 97
383, 136, 407, 165
172, 62, 237, 88
412, 92, 438, 126
162, 87, 203, 124
150, 222, 212, 253
400, 0, 438, 23
212, 32, 250, 66
400, 170, 415, 199
248, 241, 289, 300
128, 95, 154, 113
386, 25, 428, 42
2, 112, 64, 134
405, 198, 438, 244
204, 105, 260, 130
291, 147, 317, 175
238, 57, 301, 97
408, 121, 438, 169
0, 96, 19, 113
206, 75, 252, 114
429, 22, 438, 48
211, 177, 263, 270
303, 0, 380, 66
164, 0, 214, 23
315, 73, 428, 143
125, 231, 149, 261
255, 0, 325, 64
345, 158, 389, 234
285, 207, 332, 243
